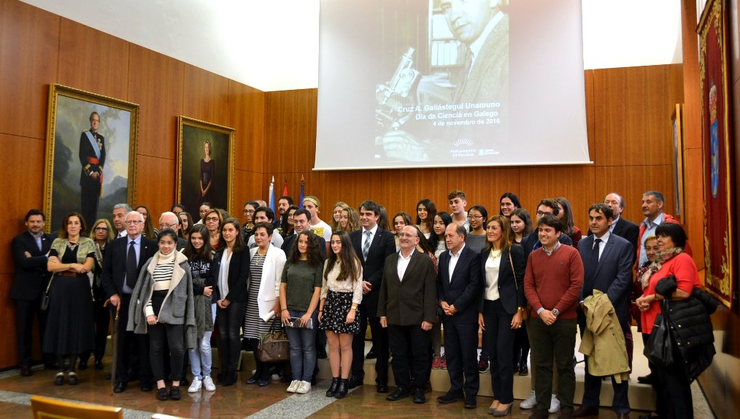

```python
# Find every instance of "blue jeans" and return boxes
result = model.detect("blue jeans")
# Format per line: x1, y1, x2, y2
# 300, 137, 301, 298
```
285, 308, 318, 381
189, 303, 217, 378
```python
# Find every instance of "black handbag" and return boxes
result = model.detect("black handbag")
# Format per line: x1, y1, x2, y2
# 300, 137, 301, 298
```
40, 275, 55, 311
256, 319, 289, 363
646, 300, 674, 367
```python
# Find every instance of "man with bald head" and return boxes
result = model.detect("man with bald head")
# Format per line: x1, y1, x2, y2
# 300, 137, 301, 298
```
102, 210, 158, 393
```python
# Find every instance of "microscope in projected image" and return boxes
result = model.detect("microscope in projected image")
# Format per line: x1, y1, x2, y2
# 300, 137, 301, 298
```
375, 47, 454, 162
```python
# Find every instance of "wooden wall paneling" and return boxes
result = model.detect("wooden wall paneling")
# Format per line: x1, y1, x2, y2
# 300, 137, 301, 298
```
228, 81, 265, 173
128, 45, 184, 160
592, 165, 675, 225
445, 167, 520, 213
584, 70, 596, 161
0, 0, 59, 139
233, 170, 266, 217
134, 155, 176, 218
57, 19, 130, 100
377, 168, 450, 216
592, 65, 682, 167
264, 89, 317, 176
1, 133, 47, 255
518, 165, 596, 230
181, 64, 231, 128
0, 273, 18, 368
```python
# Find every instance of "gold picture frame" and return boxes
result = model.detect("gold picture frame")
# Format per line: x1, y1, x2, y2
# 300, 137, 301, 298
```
43, 83, 139, 234
176, 116, 235, 215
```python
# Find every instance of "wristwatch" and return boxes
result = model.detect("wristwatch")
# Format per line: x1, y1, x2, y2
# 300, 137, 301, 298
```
551, 308, 560, 317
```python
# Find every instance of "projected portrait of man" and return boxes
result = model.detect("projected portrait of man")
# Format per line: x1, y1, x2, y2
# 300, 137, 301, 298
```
375, 0, 509, 163
442, 0, 509, 105
79, 111, 105, 226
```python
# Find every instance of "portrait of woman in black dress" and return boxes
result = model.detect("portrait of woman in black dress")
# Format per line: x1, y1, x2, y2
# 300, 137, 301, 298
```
199, 140, 215, 206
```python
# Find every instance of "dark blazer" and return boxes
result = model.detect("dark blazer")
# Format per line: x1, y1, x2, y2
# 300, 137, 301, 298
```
521, 232, 572, 260
11, 231, 53, 301
349, 228, 396, 315
478, 244, 526, 315
101, 235, 158, 298
176, 237, 188, 251
577, 233, 635, 325
281, 233, 327, 260
587, 217, 639, 254
437, 245, 481, 324
210, 247, 250, 303
377, 251, 437, 326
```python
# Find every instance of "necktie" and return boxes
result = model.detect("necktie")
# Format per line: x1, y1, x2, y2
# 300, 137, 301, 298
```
584, 238, 601, 298
126, 241, 138, 288
362, 231, 372, 261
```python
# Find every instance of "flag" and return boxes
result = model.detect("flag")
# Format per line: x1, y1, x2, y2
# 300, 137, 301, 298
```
283, 177, 289, 198
299, 176, 305, 209
268, 176, 275, 211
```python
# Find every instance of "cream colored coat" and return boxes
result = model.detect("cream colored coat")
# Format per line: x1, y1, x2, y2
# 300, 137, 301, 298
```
250, 244, 286, 321
578, 290, 631, 382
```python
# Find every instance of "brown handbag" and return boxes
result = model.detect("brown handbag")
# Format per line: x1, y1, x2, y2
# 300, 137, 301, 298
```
257, 319, 290, 363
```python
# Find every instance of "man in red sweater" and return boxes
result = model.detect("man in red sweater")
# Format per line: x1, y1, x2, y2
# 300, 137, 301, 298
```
524, 215, 584, 419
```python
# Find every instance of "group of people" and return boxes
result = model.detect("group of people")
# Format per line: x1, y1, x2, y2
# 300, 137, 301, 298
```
10, 188, 713, 418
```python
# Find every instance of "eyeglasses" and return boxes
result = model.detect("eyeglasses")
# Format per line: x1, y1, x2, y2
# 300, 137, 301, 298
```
94, 227, 109, 231
206, 217, 220, 222
536, 211, 553, 216
124, 220, 143, 225
159, 223, 177, 229
243, 209, 255, 214
467, 215, 483, 220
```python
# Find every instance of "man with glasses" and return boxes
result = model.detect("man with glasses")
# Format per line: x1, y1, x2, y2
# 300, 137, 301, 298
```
158, 211, 187, 250
102, 211, 158, 393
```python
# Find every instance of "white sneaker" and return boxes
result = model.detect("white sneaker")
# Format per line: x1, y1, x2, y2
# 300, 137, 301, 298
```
296, 380, 311, 394
287, 380, 300, 393
188, 377, 202, 393
203, 376, 216, 391
548, 394, 560, 413
520, 390, 537, 409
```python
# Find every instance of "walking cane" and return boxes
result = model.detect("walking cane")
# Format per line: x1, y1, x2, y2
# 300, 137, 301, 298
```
104, 299, 120, 393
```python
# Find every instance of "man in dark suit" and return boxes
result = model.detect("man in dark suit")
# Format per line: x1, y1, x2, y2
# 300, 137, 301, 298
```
11, 209, 53, 376
79, 111, 105, 227
378, 225, 437, 404
102, 210, 158, 393
436, 223, 481, 409
590, 193, 639, 253
348, 200, 396, 392
574, 204, 634, 419
281, 209, 327, 259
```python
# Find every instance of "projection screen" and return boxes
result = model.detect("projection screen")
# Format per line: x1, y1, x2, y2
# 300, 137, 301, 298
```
315, 0, 591, 170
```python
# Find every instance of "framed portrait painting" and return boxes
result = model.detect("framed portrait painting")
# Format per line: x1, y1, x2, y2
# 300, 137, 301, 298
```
43, 84, 139, 235
176, 116, 235, 216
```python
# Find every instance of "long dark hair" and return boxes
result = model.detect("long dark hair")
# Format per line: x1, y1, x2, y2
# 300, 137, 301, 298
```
324, 231, 361, 282
485, 215, 513, 252
499, 192, 522, 215
415, 199, 437, 233
178, 211, 194, 238
220, 217, 245, 253
555, 197, 576, 237
289, 230, 323, 267
280, 204, 299, 238
135, 205, 156, 238
184, 224, 214, 262
428, 211, 453, 251
510, 208, 534, 237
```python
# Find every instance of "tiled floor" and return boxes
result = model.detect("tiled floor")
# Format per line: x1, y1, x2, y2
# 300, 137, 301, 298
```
0, 353, 716, 419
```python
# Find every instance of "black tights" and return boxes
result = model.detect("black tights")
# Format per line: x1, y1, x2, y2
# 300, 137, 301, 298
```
57, 354, 78, 373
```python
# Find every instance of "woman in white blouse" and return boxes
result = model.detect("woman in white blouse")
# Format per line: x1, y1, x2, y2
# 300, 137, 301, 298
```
478, 215, 526, 416
318, 231, 363, 399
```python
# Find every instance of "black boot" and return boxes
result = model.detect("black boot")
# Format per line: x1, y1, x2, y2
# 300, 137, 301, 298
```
326, 377, 340, 397
335, 378, 348, 399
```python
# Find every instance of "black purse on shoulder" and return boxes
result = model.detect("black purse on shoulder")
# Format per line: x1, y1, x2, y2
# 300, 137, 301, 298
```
645, 300, 674, 367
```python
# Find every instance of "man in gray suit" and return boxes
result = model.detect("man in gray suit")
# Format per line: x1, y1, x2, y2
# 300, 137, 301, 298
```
574, 203, 634, 419
379, 225, 437, 404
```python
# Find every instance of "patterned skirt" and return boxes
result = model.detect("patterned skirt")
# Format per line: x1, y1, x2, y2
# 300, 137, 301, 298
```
320, 291, 360, 335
